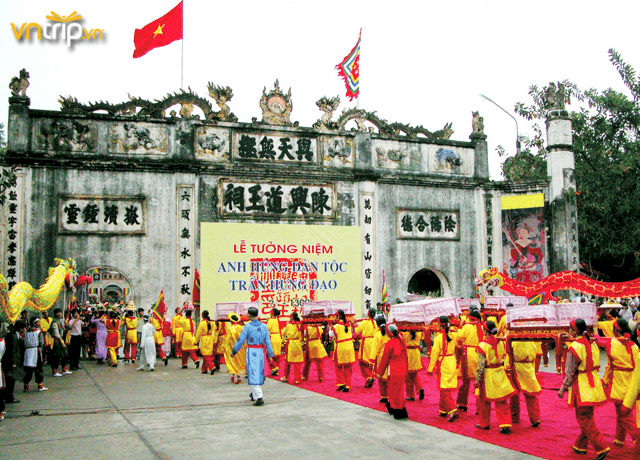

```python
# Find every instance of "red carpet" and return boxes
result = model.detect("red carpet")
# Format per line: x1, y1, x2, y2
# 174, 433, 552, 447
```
270, 358, 636, 459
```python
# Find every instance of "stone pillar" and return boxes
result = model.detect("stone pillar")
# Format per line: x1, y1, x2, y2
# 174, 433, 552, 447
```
7, 96, 30, 154
354, 132, 372, 169
546, 109, 579, 273
471, 133, 489, 180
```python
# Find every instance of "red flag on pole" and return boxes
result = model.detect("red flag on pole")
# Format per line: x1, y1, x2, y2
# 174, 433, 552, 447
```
133, 2, 183, 58
193, 268, 200, 310
151, 290, 167, 321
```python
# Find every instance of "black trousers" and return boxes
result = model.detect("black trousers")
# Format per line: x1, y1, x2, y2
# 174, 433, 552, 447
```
50, 351, 68, 372
69, 335, 82, 368
3, 375, 16, 401
23, 364, 44, 385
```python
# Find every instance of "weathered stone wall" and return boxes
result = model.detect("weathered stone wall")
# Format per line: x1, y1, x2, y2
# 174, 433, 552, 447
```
5, 92, 548, 312
21, 167, 189, 310
376, 182, 479, 301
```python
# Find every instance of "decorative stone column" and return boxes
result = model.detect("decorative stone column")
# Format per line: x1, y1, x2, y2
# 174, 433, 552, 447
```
545, 84, 579, 273
8, 96, 30, 154
471, 111, 489, 180
471, 133, 488, 180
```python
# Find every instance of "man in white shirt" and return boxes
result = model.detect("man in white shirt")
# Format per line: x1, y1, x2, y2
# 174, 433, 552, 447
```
68, 309, 84, 370
137, 315, 156, 371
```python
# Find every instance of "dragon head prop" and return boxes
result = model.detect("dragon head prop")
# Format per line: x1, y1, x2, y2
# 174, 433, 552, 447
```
479, 268, 505, 290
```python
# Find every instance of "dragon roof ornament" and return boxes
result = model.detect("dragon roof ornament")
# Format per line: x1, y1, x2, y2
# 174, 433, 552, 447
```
59, 85, 237, 122
13, 67, 455, 138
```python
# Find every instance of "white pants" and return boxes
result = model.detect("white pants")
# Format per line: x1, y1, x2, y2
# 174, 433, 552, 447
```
162, 337, 172, 356
251, 385, 263, 400
138, 339, 156, 370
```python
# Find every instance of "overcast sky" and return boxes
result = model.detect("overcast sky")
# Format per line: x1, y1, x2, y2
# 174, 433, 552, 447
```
2, 0, 639, 180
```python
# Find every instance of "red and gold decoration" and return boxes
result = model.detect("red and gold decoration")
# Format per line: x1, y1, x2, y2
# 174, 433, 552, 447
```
480, 267, 640, 301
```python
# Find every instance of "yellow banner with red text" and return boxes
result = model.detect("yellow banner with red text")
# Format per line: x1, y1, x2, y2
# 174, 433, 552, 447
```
201, 223, 362, 319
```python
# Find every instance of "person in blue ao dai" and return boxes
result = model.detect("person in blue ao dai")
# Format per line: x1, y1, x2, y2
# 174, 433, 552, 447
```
232, 307, 274, 406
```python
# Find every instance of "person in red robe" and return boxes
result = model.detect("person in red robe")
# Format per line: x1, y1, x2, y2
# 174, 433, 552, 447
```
377, 324, 409, 420
103, 311, 121, 367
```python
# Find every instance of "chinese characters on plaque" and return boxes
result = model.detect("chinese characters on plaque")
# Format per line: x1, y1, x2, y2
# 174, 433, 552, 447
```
58, 196, 146, 235
360, 192, 375, 312
485, 194, 493, 267
5, 182, 22, 290
177, 185, 195, 308
233, 133, 317, 164
397, 209, 460, 240
220, 181, 335, 219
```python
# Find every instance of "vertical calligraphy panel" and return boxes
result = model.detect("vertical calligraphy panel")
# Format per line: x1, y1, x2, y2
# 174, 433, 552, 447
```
3, 170, 24, 289
177, 185, 195, 310
360, 191, 375, 315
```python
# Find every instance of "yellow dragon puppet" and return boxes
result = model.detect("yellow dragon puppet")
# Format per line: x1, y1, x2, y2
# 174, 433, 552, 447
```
0, 258, 77, 323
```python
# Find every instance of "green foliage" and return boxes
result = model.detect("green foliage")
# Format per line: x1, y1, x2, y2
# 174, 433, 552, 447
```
507, 49, 640, 281
502, 149, 547, 182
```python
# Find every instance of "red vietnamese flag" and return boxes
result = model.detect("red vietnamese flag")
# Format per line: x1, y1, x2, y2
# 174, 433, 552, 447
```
133, 2, 183, 58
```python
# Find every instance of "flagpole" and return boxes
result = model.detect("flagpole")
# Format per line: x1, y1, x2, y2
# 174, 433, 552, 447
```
181, 0, 184, 90
357, 27, 361, 110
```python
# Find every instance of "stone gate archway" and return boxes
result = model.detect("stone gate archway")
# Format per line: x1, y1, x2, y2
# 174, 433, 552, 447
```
82, 265, 135, 306
407, 268, 451, 299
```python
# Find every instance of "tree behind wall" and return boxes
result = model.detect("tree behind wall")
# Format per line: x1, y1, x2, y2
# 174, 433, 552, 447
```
503, 49, 640, 282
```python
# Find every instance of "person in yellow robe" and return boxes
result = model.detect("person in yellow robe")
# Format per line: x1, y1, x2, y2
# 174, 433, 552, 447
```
180, 309, 200, 369
266, 308, 282, 376
558, 318, 609, 459
455, 309, 483, 412
149, 312, 168, 366
428, 316, 460, 421
302, 322, 327, 382
598, 315, 616, 338
332, 309, 355, 392
497, 312, 507, 338
123, 310, 138, 363
354, 309, 378, 388
475, 320, 517, 434
369, 315, 390, 402
597, 318, 640, 449
171, 307, 184, 358
40, 311, 53, 365
224, 313, 246, 383
507, 341, 541, 427
281, 312, 304, 384
194, 310, 217, 375
403, 329, 424, 401
214, 320, 226, 372
622, 338, 640, 458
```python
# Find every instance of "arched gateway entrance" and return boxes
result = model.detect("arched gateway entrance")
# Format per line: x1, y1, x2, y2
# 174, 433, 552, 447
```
81, 266, 135, 306
407, 268, 451, 299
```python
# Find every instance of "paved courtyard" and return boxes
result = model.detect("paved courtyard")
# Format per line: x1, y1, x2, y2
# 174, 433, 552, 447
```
0, 357, 543, 460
